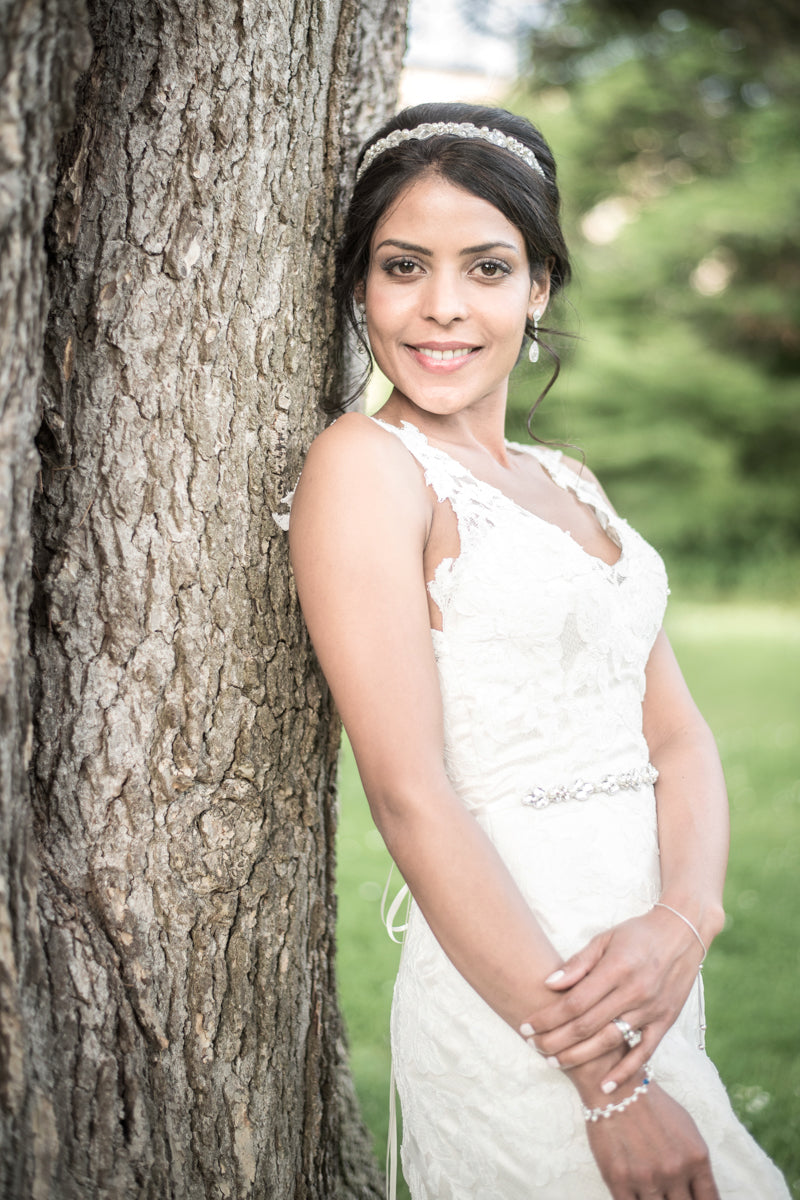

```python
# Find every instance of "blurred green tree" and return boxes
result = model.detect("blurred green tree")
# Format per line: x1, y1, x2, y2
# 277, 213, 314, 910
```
506, 2, 799, 589
575, 0, 800, 57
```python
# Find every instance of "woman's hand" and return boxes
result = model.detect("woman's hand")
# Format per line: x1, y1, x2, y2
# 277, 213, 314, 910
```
585, 1082, 720, 1200
521, 907, 705, 1091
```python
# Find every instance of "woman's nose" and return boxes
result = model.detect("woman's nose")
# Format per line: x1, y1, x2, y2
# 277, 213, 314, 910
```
421, 270, 468, 324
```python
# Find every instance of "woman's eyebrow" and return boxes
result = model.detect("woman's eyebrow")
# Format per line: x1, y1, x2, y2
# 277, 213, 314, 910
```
461, 241, 519, 254
373, 239, 520, 255
374, 238, 432, 255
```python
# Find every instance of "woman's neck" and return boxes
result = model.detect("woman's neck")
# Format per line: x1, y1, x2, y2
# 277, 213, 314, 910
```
376, 390, 511, 467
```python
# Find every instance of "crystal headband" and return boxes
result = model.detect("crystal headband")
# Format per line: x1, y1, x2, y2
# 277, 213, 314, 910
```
355, 121, 546, 183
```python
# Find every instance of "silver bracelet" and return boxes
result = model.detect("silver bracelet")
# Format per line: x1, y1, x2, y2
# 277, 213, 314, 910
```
654, 901, 708, 962
582, 1070, 651, 1123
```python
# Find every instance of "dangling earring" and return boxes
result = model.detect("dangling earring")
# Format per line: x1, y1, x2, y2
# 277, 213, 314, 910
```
528, 310, 542, 364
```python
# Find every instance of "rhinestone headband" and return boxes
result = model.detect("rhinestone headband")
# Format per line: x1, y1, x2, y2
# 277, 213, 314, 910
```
355, 121, 546, 183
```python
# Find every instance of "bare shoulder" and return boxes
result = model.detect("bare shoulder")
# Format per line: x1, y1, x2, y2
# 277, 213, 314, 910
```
290, 411, 430, 538
297, 411, 423, 484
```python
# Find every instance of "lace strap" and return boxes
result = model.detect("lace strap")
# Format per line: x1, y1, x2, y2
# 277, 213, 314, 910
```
507, 438, 614, 521
370, 417, 476, 508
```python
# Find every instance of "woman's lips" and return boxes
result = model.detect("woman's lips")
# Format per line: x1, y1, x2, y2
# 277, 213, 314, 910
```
406, 343, 480, 371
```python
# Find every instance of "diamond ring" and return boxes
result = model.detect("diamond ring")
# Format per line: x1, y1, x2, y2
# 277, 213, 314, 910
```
613, 1018, 643, 1049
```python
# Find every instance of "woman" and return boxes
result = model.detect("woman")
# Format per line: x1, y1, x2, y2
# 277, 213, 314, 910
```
289, 103, 789, 1199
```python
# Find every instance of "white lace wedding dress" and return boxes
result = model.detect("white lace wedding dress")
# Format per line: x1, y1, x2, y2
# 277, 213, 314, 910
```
372, 418, 789, 1200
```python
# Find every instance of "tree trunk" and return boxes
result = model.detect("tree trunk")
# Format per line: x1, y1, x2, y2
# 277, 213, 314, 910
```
0, 0, 92, 1194
1, 0, 406, 1195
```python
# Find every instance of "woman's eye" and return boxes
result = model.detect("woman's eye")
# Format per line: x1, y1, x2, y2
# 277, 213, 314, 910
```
475, 260, 510, 279
385, 258, 420, 276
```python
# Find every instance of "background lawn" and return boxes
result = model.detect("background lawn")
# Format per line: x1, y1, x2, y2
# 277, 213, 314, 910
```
336, 600, 800, 1199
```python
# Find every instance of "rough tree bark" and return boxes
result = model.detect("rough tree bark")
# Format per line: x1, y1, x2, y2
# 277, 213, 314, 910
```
0, 0, 93, 1194
1, 0, 407, 1195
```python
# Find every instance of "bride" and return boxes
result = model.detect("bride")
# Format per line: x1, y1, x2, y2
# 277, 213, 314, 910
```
289, 102, 790, 1199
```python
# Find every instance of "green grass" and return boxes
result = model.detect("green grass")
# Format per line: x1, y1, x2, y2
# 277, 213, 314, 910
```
336, 600, 800, 1198
335, 745, 406, 1196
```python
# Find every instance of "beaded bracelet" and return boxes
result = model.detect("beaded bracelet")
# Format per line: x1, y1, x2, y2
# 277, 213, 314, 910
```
582, 1071, 651, 1123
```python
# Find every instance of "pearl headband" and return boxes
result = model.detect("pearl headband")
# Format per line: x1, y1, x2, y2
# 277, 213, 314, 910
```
355, 121, 546, 183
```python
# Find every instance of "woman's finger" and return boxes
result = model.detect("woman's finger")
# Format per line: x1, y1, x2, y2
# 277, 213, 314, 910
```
545, 1025, 614, 1069
533, 1004, 637, 1058
520, 939, 617, 1034
532, 987, 657, 1055
533, 1015, 659, 1078
690, 1161, 722, 1200
561, 1021, 658, 1075
603, 1176, 638, 1200
533, 960, 681, 1051
527, 947, 643, 1039
534, 1021, 625, 1070
597, 1027, 667, 1092
543, 932, 610, 991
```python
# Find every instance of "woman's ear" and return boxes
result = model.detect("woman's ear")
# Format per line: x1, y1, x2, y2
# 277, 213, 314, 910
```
528, 259, 553, 320
354, 280, 366, 307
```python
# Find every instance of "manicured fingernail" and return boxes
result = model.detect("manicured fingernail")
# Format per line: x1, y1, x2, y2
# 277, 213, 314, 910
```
526, 1037, 537, 1049
519, 1022, 535, 1037
545, 1056, 560, 1069
545, 969, 565, 984
601, 1080, 617, 1095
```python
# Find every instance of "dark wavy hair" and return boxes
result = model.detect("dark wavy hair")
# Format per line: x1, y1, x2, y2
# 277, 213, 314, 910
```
329, 101, 572, 427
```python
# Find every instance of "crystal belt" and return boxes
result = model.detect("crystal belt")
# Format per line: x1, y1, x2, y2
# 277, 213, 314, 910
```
522, 763, 659, 810
471, 762, 659, 816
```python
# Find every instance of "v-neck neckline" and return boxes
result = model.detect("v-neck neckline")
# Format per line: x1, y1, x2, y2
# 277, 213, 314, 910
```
375, 417, 624, 572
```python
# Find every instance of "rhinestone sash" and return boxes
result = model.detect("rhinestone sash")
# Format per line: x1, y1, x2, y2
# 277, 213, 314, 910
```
472, 762, 659, 817
522, 763, 659, 810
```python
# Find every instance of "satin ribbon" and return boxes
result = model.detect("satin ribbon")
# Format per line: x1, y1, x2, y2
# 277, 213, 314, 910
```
386, 1061, 398, 1200
696, 966, 707, 1050
380, 863, 410, 1198
380, 862, 410, 943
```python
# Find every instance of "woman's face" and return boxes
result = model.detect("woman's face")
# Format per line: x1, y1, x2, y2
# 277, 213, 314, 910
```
363, 172, 548, 421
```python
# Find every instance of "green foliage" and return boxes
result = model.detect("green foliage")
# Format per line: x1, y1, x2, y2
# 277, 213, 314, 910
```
505, 5, 800, 587
337, 603, 800, 1197
551, 0, 800, 58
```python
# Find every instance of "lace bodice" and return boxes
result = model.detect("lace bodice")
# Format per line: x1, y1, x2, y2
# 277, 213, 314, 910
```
372, 418, 669, 813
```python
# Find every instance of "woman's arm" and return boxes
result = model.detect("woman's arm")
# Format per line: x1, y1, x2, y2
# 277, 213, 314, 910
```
290, 414, 564, 1025
644, 630, 728, 944
522, 629, 729, 1090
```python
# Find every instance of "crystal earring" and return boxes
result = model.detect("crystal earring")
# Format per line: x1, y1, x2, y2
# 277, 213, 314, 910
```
528, 310, 542, 363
